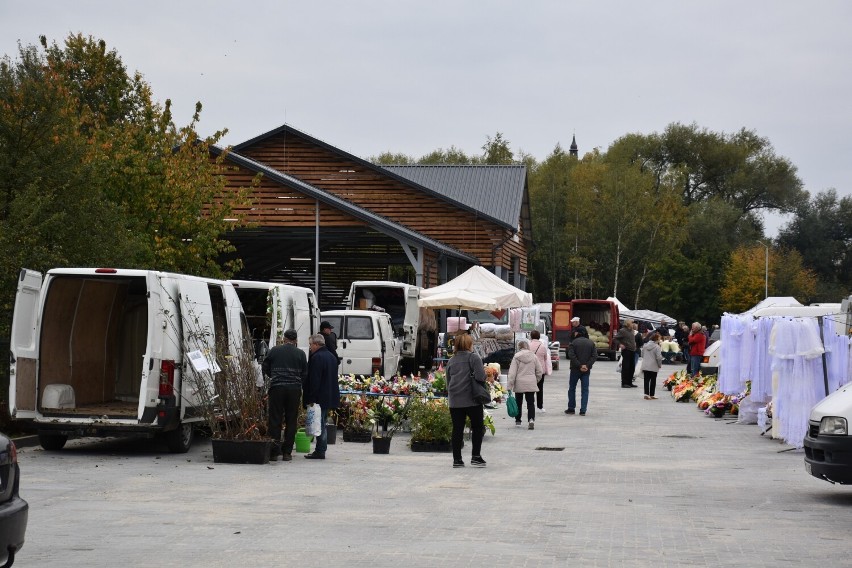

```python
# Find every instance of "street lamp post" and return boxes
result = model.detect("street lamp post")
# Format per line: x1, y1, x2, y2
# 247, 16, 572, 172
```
756, 240, 769, 299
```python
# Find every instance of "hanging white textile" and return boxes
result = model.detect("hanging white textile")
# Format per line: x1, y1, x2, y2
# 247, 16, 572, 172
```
823, 315, 851, 391
718, 314, 745, 393
750, 317, 775, 402
770, 318, 826, 449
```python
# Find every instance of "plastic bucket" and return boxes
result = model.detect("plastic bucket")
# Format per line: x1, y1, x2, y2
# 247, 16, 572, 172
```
295, 428, 312, 453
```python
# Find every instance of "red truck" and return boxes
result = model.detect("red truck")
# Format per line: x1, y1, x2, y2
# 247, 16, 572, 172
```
552, 299, 621, 360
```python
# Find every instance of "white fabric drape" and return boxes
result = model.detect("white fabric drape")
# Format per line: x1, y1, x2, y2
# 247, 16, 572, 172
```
770, 318, 825, 449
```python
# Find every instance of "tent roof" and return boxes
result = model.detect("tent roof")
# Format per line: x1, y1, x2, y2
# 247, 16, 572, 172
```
421, 266, 533, 308
741, 296, 802, 315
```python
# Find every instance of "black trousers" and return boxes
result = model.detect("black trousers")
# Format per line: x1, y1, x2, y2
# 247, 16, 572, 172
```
621, 350, 636, 385
536, 377, 545, 409
515, 391, 536, 422
643, 370, 658, 397
450, 405, 484, 462
268, 385, 302, 455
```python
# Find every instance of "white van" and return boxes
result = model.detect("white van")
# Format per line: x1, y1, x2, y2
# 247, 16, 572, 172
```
321, 310, 400, 377
230, 280, 321, 359
10, 268, 250, 453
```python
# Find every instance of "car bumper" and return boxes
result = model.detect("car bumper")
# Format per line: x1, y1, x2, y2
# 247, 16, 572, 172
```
804, 432, 852, 484
0, 495, 28, 564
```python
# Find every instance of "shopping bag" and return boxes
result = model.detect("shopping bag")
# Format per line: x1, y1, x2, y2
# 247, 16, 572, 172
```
305, 403, 323, 437
506, 392, 519, 418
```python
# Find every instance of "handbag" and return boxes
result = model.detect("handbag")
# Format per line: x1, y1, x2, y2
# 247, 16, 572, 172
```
470, 360, 491, 405
472, 377, 491, 405
506, 391, 520, 418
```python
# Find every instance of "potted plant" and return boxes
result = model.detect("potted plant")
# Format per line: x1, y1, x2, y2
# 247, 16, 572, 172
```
341, 396, 372, 443
408, 398, 453, 452
178, 308, 272, 464
367, 396, 413, 454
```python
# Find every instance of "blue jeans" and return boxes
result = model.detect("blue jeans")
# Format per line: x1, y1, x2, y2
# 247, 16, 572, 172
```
314, 406, 329, 454
568, 369, 590, 413
690, 355, 702, 376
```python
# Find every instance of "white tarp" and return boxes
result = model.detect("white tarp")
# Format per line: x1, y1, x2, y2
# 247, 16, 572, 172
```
420, 266, 533, 309
607, 296, 676, 326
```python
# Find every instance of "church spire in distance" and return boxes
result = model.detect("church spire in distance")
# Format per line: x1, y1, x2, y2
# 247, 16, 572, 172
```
569, 134, 578, 158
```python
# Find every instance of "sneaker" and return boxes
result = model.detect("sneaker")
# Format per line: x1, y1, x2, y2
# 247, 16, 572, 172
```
564, 409, 575, 415
650, 396, 658, 400
528, 421, 535, 430
470, 456, 486, 468
268, 453, 279, 462
282, 453, 293, 461
538, 408, 546, 413
644, 395, 650, 400
579, 411, 586, 416
304, 452, 325, 460
453, 460, 465, 468
515, 420, 522, 427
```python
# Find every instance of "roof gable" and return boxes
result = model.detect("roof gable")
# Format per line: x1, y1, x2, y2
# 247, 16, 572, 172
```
234, 123, 521, 230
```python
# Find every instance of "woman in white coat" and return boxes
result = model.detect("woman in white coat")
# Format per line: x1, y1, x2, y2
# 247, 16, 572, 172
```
508, 340, 543, 429
640, 332, 664, 400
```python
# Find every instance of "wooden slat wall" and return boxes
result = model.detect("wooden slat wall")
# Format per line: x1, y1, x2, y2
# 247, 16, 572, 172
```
216, 162, 367, 228
236, 135, 525, 271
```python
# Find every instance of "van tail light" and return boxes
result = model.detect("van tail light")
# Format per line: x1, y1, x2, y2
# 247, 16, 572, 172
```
159, 360, 176, 397
371, 357, 381, 375
9, 441, 17, 464
702, 356, 709, 364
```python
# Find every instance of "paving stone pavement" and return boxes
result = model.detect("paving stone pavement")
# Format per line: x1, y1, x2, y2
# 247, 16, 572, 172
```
14, 359, 852, 567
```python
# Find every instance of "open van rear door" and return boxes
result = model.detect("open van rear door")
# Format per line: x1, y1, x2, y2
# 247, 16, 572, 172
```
177, 280, 216, 411
10, 269, 42, 417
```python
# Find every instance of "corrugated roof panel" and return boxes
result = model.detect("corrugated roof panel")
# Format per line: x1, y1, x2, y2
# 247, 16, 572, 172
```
381, 165, 526, 229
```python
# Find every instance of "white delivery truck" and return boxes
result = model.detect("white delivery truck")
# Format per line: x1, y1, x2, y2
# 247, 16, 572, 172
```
347, 281, 435, 374
230, 280, 321, 359
9, 268, 250, 453
804, 295, 852, 484
320, 310, 401, 377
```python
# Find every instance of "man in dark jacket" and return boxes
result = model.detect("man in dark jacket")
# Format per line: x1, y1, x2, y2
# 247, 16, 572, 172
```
614, 319, 637, 388
303, 333, 341, 459
320, 321, 339, 361
262, 329, 308, 462
565, 329, 597, 416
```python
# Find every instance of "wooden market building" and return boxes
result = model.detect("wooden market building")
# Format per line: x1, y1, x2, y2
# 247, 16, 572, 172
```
214, 124, 532, 308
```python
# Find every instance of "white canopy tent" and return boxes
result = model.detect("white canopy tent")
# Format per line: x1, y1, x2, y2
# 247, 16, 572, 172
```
417, 290, 498, 311
420, 266, 533, 309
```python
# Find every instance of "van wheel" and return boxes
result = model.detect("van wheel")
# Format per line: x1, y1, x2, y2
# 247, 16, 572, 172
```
165, 423, 194, 453
39, 434, 68, 451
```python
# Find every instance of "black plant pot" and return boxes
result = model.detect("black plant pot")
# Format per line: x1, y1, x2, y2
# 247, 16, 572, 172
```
326, 423, 337, 445
372, 436, 392, 454
211, 438, 272, 465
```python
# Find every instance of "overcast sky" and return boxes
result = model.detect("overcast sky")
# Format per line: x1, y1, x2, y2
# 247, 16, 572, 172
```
3, 1, 851, 235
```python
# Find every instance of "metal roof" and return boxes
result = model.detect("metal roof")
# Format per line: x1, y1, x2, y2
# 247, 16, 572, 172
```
210, 146, 478, 264
381, 165, 527, 230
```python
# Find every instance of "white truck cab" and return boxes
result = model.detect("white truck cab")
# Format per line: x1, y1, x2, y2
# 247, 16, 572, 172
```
321, 310, 401, 377
348, 281, 434, 373
10, 268, 250, 453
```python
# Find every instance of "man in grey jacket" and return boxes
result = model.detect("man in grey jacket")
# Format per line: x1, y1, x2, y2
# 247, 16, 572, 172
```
566, 328, 597, 416
614, 319, 637, 388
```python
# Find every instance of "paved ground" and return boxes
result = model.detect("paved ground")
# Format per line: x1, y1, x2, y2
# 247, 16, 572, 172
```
14, 359, 852, 567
